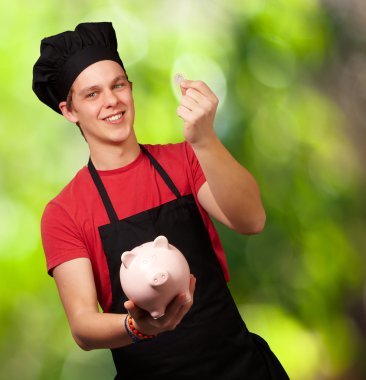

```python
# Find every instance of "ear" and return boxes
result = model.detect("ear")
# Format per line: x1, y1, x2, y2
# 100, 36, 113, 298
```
59, 101, 79, 123
121, 251, 136, 268
153, 236, 169, 249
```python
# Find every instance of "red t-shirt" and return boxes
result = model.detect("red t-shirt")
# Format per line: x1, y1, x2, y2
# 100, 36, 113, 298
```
41, 142, 229, 312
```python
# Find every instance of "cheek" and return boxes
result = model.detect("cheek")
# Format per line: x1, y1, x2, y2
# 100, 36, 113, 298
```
79, 103, 100, 119
126, 96, 135, 112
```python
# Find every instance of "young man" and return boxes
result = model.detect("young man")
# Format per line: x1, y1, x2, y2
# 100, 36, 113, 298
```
33, 22, 289, 379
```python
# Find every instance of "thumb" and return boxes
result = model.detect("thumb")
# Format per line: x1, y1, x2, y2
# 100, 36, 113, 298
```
180, 80, 190, 96
180, 84, 187, 96
124, 300, 137, 314
124, 300, 147, 319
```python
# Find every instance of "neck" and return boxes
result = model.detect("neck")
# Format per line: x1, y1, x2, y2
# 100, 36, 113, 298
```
88, 134, 141, 170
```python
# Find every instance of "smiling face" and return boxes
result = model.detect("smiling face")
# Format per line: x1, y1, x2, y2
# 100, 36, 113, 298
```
60, 60, 136, 151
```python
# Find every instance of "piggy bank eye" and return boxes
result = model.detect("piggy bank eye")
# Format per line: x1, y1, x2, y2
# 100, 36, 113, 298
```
141, 255, 156, 266
142, 258, 150, 265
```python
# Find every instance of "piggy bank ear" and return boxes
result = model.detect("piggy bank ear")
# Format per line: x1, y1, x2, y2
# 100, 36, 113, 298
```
121, 251, 136, 268
153, 236, 169, 249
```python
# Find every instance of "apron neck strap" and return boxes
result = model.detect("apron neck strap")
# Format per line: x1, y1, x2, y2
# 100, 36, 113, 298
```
139, 145, 181, 199
87, 145, 182, 224
88, 158, 119, 223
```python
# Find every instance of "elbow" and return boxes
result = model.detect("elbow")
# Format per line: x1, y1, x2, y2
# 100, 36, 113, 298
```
71, 329, 95, 351
236, 209, 266, 235
73, 335, 93, 351
248, 218, 266, 235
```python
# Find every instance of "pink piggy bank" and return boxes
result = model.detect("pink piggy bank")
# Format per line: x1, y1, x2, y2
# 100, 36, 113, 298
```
120, 235, 191, 319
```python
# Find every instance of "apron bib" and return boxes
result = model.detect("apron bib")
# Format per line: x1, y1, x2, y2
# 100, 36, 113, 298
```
88, 145, 289, 379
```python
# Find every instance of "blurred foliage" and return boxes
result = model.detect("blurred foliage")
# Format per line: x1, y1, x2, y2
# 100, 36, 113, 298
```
0, 0, 365, 379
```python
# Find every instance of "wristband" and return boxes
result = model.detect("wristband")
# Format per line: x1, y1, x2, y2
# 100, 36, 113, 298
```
124, 314, 156, 344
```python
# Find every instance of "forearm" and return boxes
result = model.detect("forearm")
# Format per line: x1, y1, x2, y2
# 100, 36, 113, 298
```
53, 259, 133, 351
192, 135, 266, 234
177, 79, 265, 233
54, 259, 196, 352
69, 311, 132, 350
69, 283, 195, 350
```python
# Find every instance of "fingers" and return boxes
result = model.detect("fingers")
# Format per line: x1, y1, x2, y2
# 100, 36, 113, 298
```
180, 89, 212, 112
177, 80, 218, 131
124, 299, 135, 312
180, 91, 199, 111
189, 273, 196, 294
176, 105, 192, 123
124, 300, 158, 336
165, 274, 195, 314
177, 90, 213, 124
125, 274, 196, 336
180, 80, 217, 102
162, 274, 196, 329
174, 275, 196, 325
124, 300, 150, 321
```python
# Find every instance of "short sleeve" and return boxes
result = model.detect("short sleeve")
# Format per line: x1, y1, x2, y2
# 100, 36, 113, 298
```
41, 201, 89, 276
184, 142, 206, 194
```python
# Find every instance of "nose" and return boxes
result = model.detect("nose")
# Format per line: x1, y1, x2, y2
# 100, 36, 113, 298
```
150, 271, 169, 287
103, 89, 118, 107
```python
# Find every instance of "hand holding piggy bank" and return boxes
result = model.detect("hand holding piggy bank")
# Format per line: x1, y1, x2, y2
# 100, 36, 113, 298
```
120, 236, 191, 319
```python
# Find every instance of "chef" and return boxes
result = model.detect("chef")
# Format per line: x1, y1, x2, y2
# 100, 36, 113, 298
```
33, 22, 289, 379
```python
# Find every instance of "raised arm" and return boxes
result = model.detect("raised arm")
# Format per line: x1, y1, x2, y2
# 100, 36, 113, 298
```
53, 258, 195, 350
177, 80, 266, 234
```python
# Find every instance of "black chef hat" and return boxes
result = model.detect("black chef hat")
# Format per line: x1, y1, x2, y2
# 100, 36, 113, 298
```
32, 22, 126, 114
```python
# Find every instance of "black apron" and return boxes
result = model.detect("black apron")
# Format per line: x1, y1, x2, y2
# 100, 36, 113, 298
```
88, 145, 289, 379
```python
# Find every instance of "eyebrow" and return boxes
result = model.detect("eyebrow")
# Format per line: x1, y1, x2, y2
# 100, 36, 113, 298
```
78, 75, 128, 96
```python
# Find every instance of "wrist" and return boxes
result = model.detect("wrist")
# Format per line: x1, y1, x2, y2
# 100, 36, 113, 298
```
190, 133, 220, 154
124, 314, 156, 344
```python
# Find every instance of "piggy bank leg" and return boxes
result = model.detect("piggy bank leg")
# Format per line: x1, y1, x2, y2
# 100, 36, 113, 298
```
151, 309, 165, 319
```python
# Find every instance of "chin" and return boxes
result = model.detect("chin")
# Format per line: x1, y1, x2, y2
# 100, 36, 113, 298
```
109, 129, 134, 144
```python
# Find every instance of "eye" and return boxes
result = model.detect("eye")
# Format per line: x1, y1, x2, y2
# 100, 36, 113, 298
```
86, 92, 97, 98
114, 82, 126, 89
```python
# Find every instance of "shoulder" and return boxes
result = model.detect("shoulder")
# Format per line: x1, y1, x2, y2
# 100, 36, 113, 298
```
142, 142, 196, 164
143, 141, 185, 154
46, 166, 91, 206
41, 166, 93, 225
141, 142, 205, 195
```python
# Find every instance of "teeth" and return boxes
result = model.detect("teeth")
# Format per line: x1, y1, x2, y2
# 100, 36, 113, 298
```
106, 113, 122, 121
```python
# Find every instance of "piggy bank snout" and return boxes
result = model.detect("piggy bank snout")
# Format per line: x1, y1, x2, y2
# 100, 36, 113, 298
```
150, 270, 169, 287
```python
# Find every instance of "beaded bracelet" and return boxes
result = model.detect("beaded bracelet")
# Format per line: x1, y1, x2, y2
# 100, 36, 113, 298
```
124, 314, 156, 344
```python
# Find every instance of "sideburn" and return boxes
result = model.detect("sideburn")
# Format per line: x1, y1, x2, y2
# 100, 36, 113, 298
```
66, 89, 86, 141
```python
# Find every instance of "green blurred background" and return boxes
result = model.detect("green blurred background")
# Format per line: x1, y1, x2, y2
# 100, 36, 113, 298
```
1, 0, 365, 379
